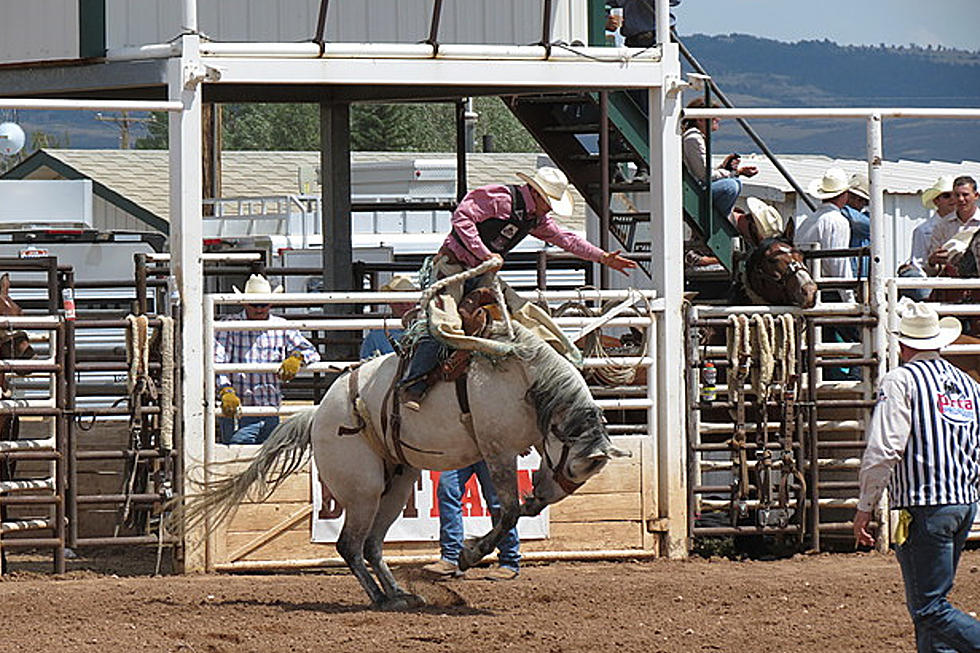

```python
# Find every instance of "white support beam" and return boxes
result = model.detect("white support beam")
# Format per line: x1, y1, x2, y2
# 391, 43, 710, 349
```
648, 43, 687, 558
169, 34, 205, 573
202, 56, 666, 90
0, 99, 183, 112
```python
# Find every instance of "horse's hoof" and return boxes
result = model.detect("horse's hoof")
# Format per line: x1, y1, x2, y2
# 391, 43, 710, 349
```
375, 593, 426, 611
458, 545, 481, 571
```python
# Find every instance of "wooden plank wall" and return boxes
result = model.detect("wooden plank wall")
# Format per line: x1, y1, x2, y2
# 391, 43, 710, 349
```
210, 436, 652, 565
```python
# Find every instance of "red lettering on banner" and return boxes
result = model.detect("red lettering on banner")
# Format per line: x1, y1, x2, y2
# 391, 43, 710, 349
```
429, 471, 441, 518
461, 477, 485, 517
937, 394, 974, 411
517, 469, 533, 497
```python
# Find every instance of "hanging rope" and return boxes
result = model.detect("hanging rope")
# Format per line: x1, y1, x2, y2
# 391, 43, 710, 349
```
158, 315, 175, 450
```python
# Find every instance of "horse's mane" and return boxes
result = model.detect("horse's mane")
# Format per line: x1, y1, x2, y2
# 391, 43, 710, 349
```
499, 324, 605, 445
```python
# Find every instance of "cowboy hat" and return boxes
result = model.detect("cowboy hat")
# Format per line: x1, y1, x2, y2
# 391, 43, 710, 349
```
848, 173, 870, 201
941, 227, 980, 264
379, 274, 417, 292
516, 166, 575, 218
233, 274, 284, 295
746, 197, 784, 239
894, 300, 961, 350
921, 175, 955, 209
807, 167, 850, 200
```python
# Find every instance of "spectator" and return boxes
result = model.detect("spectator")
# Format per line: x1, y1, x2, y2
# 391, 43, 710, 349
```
605, 0, 681, 48
215, 274, 320, 445
854, 302, 980, 652
399, 165, 637, 411
359, 275, 418, 360
795, 167, 854, 302
842, 173, 871, 277
422, 462, 521, 581
909, 175, 955, 268
926, 175, 980, 276
682, 97, 759, 226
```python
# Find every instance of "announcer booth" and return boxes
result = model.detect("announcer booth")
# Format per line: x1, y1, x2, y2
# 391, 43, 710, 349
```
0, 0, 689, 571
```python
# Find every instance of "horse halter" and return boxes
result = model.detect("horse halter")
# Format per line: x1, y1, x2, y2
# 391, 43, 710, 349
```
541, 426, 585, 495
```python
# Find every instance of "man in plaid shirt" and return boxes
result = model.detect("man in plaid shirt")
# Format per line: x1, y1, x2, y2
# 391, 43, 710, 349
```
215, 275, 320, 445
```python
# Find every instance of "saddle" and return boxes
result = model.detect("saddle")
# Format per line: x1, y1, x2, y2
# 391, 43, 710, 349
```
426, 286, 500, 383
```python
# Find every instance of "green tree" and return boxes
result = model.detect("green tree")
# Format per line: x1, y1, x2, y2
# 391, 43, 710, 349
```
135, 111, 167, 149
223, 104, 320, 150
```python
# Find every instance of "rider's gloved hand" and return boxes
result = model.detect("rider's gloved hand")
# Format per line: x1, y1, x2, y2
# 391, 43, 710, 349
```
485, 253, 504, 269
277, 353, 303, 381
219, 386, 240, 418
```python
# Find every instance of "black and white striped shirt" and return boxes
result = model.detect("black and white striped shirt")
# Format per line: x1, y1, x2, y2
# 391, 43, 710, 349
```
858, 352, 980, 511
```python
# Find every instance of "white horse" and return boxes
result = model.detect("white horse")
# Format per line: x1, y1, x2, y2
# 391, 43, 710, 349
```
186, 322, 628, 610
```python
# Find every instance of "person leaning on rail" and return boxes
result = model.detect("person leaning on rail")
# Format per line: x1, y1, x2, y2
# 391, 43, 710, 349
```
398, 165, 638, 411
854, 301, 980, 652
214, 274, 321, 445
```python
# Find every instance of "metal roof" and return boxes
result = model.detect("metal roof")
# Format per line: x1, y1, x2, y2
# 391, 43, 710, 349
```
3, 149, 588, 230
727, 153, 980, 198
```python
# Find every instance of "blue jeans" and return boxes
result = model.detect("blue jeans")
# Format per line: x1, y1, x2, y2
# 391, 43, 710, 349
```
711, 177, 742, 223
435, 462, 520, 570
895, 504, 980, 652
218, 416, 280, 445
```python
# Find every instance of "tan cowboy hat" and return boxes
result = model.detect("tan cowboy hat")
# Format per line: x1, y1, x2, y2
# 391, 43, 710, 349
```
746, 197, 784, 239
379, 274, 417, 292
921, 175, 955, 209
848, 173, 870, 201
895, 300, 961, 350
233, 274, 284, 295
516, 166, 575, 218
807, 167, 850, 200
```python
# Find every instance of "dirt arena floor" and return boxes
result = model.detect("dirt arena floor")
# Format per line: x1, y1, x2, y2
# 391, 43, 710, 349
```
1, 547, 978, 652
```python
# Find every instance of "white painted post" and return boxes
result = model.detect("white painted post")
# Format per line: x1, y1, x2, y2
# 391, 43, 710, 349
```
867, 114, 887, 390
648, 43, 687, 558
169, 34, 205, 572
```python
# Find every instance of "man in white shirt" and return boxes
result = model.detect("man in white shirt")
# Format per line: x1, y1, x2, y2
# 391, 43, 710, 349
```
909, 175, 955, 267
926, 175, 980, 276
795, 167, 854, 303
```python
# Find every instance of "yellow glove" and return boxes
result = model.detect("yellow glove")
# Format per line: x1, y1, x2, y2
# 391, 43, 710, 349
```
894, 509, 913, 547
277, 353, 303, 381
219, 386, 240, 418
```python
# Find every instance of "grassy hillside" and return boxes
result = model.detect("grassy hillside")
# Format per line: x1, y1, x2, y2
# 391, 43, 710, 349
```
678, 33, 980, 161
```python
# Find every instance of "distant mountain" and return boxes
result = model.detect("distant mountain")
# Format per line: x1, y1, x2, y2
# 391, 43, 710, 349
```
3, 34, 979, 162
678, 33, 980, 162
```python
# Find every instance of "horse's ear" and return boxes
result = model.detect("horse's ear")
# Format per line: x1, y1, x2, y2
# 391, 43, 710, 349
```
0, 273, 9, 295
782, 216, 796, 243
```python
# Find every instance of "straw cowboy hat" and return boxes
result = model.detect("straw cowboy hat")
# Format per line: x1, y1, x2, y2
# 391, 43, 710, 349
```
848, 173, 870, 201
516, 166, 575, 218
895, 300, 961, 350
807, 167, 850, 200
746, 197, 785, 239
921, 175, 955, 209
233, 274, 284, 295
379, 275, 417, 292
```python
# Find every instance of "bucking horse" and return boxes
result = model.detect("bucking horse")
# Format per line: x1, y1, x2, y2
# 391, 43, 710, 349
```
181, 265, 628, 610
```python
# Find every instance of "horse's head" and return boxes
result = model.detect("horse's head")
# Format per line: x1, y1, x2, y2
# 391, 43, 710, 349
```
0, 274, 35, 361
742, 220, 817, 309
522, 405, 630, 515
514, 327, 630, 515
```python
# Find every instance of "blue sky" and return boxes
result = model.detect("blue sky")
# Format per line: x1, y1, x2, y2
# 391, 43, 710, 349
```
677, 0, 980, 52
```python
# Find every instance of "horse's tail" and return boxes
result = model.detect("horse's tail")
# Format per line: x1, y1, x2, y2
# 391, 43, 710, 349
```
170, 408, 317, 534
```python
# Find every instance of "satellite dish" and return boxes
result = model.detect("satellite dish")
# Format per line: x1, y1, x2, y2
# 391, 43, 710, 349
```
0, 122, 26, 156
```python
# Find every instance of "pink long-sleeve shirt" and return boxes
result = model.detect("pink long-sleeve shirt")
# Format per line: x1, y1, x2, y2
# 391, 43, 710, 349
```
441, 183, 604, 267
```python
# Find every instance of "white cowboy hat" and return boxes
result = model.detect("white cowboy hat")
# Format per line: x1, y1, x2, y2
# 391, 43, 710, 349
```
379, 274, 417, 292
941, 227, 980, 264
233, 274, 284, 295
895, 300, 961, 350
807, 167, 850, 200
746, 197, 784, 239
921, 175, 955, 209
848, 173, 870, 201
516, 166, 575, 218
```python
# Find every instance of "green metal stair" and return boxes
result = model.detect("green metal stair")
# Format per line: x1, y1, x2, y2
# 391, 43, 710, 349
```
507, 90, 738, 273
